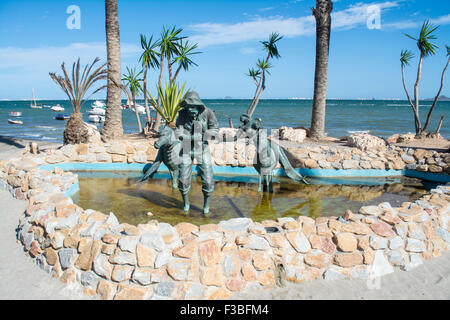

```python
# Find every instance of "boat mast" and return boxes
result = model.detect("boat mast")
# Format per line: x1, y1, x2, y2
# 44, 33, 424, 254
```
32, 88, 37, 106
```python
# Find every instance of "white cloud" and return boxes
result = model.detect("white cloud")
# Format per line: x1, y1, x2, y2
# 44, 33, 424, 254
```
0, 42, 140, 70
382, 13, 450, 30
431, 14, 450, 25
188, 1, 400, 48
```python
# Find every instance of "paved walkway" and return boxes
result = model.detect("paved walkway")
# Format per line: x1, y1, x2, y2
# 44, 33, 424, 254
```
0, 189, 89, 299
233, 250, 450, 300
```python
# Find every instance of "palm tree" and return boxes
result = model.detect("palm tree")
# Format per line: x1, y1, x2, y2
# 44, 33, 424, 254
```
139, 34, 160, 132
309, 0, 333, 141
122, 67, 144, 133
101, 0, 123, 141
401, 20, 449, 136
148, 80, 188, 129
172, 40, 201, 81
247, 59, 273, 117
49, 58, 107, 144
152, 26, 185, 133
246, 32, 283, 117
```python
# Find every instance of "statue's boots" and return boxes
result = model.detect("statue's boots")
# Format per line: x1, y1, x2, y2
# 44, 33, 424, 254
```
182, 192, 190, 212
203, 192, 212, 215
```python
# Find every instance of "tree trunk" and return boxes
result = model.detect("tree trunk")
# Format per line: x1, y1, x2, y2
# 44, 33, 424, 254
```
413, 53, 423, 136
173, 64, 183, 81
101, 0, 123, 141
309, 0, 333, 141
422, 57, 450, 133
143, 66, 152, 132
228, 117, 234, 128
132, 91, 142, 133
435, 116, 444, 135
64, 112, 89, 145
167, 55, 173, 82
152, 52, 165, 133
247, 76, 262, 116
249, 73, 266, 117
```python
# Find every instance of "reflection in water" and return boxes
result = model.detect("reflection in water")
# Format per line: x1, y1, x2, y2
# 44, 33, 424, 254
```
72, 172, 433, 226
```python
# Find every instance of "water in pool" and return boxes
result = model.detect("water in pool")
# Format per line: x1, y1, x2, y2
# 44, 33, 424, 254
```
72, 171, 437, 226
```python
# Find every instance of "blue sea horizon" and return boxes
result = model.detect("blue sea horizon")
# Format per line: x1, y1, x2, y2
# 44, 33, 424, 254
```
1, 99, 449, 144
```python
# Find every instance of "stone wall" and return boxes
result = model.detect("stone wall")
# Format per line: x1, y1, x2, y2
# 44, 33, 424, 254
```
1, 136, 450, 300
22, 134, 450, 174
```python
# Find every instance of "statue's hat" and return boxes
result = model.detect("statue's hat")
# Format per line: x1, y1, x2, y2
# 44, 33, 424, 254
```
180, 91, 206, 112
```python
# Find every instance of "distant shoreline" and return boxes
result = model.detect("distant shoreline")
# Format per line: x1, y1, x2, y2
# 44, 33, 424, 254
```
1, 98, 449, 102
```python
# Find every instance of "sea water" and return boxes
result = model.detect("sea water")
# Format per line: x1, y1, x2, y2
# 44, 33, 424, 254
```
1, 99, 449, 143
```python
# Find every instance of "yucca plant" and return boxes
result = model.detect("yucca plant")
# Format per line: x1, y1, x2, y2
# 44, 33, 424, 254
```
49, 57, 107, 144
151, 26, 185, 133
148, 80, 188, 128
400, 20, 449, 136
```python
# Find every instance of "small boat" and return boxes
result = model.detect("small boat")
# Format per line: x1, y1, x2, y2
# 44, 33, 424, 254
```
30, 88, 43, 109
133, 104, 146, 115
92, 100, 106, 108
8, 119, 23, 125
51, 104, 65, 112
88, 107, 106, 116
54, 114, 70, 120
9, 111, 22, 117
88, 115, 105, 123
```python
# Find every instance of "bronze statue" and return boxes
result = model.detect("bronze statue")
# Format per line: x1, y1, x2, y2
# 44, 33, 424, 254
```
234, 114, 308, 192
139, 126, 181, 189
175, 91, 219, 214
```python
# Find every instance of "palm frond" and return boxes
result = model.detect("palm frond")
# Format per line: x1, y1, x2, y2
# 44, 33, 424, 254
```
139, 34, 161, 69
49, 57, 106, 113
400, 49, 415, 67
160, 25, 186, 59
405, 20, 439, 57
261, 32, 283, 59
122, 67, 144, 95
173, 40, 201, 71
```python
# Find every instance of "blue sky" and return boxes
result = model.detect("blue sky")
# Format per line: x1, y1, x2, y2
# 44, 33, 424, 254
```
0, 0, 449, 100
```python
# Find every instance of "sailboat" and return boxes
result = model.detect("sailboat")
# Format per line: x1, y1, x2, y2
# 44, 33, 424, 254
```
30, 89, 43, 109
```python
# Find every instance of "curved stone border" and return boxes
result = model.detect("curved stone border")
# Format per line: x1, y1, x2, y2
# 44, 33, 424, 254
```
1, 140, 450, 300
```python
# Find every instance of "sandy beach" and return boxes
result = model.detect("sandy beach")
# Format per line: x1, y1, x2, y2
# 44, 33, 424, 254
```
0, 136, 60, 161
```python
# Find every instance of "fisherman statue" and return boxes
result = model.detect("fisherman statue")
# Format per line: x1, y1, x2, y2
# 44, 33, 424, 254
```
175, 91, 219, 214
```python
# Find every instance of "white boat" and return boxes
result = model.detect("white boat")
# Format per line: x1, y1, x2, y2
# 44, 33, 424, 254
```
92, 100, 106, 108
89, 107, 106, 116
133, 104, 146, 115
9, 111, 22, 117
30, 89, 43, 109
88, 115, 105, 123
51, 104, 65, 112
8, 119, 23, 125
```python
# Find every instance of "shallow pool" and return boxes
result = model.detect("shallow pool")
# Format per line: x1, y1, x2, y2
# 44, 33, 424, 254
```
71, 171, 439, 226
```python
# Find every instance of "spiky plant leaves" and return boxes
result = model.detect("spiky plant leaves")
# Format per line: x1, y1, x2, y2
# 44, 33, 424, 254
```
405, 20, 439, 57
148, 80, 188, 126
49, 57, 107, 144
